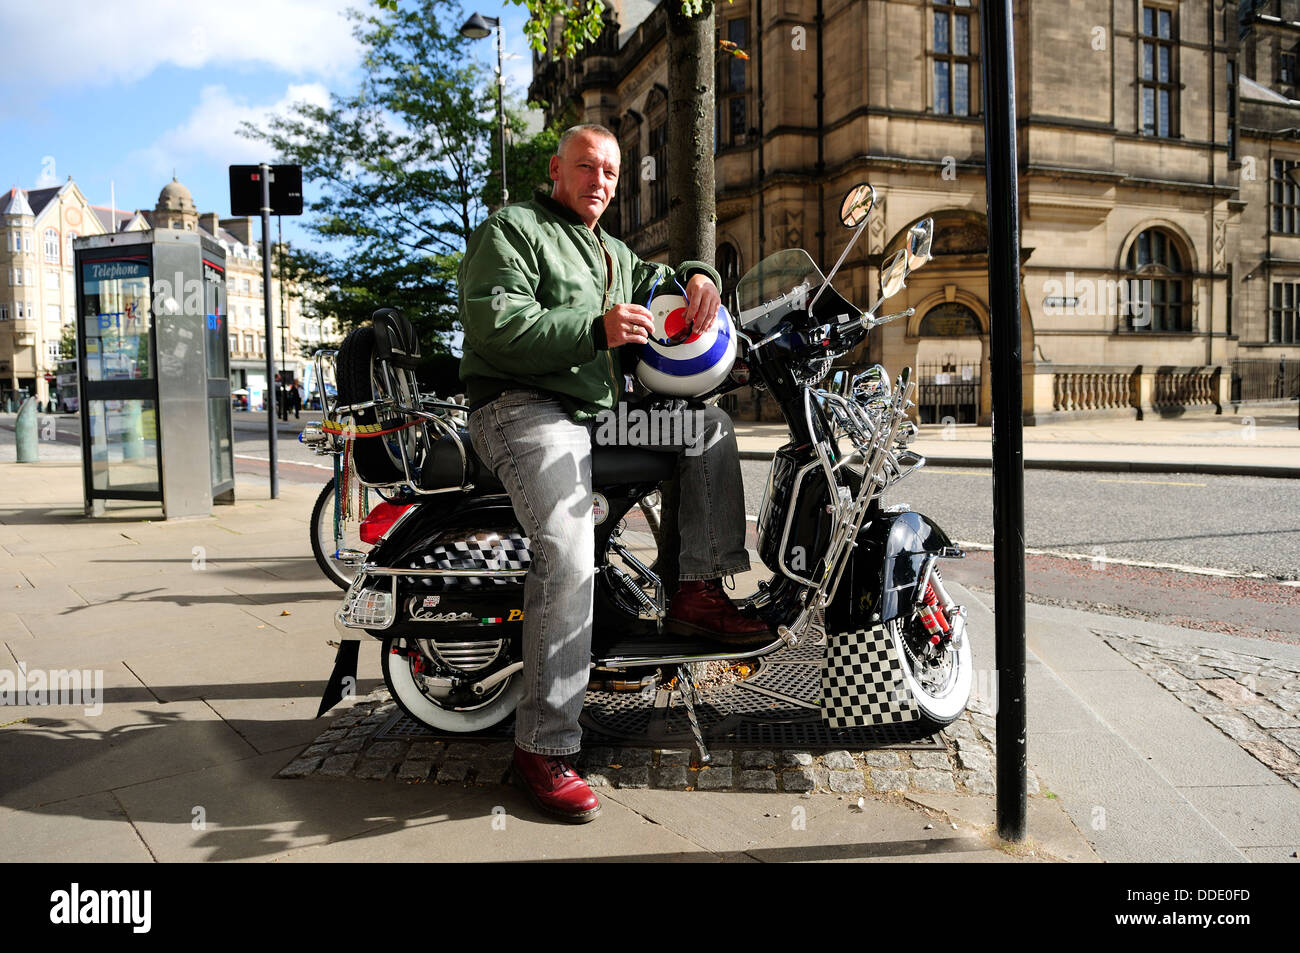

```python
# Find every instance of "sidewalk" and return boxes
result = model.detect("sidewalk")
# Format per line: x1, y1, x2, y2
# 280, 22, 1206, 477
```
734, 406, 1300, 477
2, 460, 1297, 861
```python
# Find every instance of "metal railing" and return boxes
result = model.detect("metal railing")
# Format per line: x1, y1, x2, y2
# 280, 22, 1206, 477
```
1231, 359, 1300, 402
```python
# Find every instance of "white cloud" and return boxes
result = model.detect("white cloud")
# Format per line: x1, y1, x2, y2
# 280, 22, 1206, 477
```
0, 0, 361, 88
133, 82, 331, 177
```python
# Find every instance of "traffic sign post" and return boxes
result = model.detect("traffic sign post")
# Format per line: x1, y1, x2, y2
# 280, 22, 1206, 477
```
229, 163, 302, 500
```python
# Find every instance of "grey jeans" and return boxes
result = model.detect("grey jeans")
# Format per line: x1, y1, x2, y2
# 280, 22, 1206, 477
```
468, 390, 750, 756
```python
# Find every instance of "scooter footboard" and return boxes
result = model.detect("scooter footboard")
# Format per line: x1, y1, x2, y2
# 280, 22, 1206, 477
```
821, 624, 919, 727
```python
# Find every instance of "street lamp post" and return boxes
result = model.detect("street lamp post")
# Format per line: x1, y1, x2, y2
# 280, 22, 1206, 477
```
461, 12, 509, 207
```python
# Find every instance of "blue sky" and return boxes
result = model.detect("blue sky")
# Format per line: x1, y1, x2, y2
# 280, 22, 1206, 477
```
0, 0, 540, 250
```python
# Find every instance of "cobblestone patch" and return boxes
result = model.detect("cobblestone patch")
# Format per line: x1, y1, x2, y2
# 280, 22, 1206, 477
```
279, 689, 1042, 796
1098, 630, 1300, 788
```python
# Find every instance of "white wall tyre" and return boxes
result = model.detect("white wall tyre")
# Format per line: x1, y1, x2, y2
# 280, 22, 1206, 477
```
380, 638, 522, 733
887, 616, 972, 729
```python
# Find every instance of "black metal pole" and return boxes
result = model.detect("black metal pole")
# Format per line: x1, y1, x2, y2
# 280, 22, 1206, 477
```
496, 24, 508, 206
260, 163, 279, 499
278, 215, 290, 407
979, 0, 1027, 842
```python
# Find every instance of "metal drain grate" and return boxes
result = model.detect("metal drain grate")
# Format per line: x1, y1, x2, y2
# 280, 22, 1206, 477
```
374, 640, 946, 751
376, 711, 514, 741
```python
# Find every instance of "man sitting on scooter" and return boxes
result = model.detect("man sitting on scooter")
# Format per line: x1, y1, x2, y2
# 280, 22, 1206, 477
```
458, 123, 768, 823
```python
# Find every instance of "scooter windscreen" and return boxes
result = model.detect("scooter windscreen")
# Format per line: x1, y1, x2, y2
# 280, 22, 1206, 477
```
735, 248, 859, 334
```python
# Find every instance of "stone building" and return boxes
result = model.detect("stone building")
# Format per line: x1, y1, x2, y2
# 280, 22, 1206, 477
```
1236, 0, 1300, 405
0, 176, 330, 408
531, 0, 1300, 422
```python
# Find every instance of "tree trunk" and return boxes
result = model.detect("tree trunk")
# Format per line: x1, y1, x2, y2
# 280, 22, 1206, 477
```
666, 1, 716, 265
659, 3, 716, 596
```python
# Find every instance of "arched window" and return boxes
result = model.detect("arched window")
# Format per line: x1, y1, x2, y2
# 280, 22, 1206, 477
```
1126, 228, 1189, 332
43, 228, 59, 263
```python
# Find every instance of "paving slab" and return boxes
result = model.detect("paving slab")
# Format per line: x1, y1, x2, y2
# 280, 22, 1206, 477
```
904, 793, 1101, 863
0, 790, 155, 862
0, 611, 32, 639
1052, 668, 1286, 789
599, 787, 845, 854
0, 582, 90, 615
1242, 846, 1300, 862
4, 611, 276, 673
1, 524, 142, 557
271, 784, 720, 863
0, 658, 149, 712
734, 800, 1021, 863
986, 721, 1246, 862
1027, 618, 1146, 671
120, 627, 338, 701
602, 788, 1026, 862
15, 596, 261, 642
1177, 785, 1300, 850
107, 750, 498, 862
0, 700, 260, 811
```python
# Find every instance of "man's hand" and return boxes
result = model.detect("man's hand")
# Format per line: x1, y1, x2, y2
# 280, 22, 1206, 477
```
603, 303, 656, 347
683, 273, 722, 334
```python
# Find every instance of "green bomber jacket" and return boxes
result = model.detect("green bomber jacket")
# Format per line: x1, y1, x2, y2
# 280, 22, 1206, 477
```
458, 190, 721, 420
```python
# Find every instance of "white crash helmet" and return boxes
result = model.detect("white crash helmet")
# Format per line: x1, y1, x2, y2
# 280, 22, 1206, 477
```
635, 293, 737, 397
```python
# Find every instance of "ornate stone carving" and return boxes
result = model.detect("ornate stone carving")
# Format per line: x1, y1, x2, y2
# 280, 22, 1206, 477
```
772, 209, 803, 248
869, 196, 887, 254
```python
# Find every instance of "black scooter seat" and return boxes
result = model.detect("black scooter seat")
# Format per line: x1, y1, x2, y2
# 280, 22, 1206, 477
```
419, 431, 677, 493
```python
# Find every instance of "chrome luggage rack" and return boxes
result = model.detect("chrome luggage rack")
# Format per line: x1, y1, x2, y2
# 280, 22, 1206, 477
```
298, 346, 474, 496
775, 364, 922, 648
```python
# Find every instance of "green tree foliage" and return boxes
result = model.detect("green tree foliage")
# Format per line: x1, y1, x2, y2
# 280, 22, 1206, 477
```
505, 1, 719, 55
59, 324, 77, 363
242, 0, 540, 356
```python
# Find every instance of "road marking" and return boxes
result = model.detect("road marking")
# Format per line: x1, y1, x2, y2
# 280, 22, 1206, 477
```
954, 539, 1276, 581
234, 453, 333, 471
1096, 478, 1207, 487
920, 469, 992, 477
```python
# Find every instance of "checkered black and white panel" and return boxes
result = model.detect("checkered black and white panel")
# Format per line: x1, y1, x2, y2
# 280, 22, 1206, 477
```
821, 625, 919, 727
407, 530, 530, 587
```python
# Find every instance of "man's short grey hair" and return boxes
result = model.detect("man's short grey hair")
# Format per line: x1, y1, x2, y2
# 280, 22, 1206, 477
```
557, 123, 618, 157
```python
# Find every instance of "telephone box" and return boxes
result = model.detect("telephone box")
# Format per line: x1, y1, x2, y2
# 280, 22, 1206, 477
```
73, 229, 234, 518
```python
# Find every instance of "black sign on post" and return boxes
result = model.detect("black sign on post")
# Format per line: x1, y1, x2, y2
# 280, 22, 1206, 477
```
228, 164, 303, 217
229, 163, 303, 500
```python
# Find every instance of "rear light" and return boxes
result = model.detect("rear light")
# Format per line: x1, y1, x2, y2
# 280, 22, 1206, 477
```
360, 501, 413, 544
342, 585, 395, 628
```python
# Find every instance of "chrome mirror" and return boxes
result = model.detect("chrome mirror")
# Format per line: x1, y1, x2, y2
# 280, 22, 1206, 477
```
839, 183, 875, 228
905, 219, 934, 272
880, 249, 908, 300
851, 364, 891, 401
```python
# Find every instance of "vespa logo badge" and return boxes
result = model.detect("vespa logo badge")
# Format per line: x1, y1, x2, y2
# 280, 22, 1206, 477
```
407, 596, 472, 623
